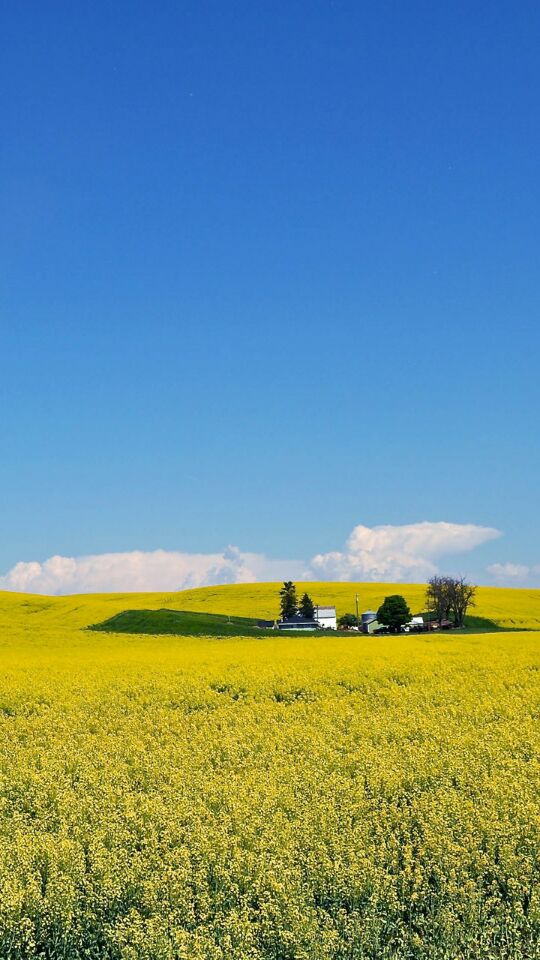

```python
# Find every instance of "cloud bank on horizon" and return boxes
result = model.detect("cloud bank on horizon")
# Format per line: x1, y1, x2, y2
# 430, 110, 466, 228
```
0, 546, 307, 596
0, 520, 510, 595
311, 521, 500, 582
488, 562, 540, 586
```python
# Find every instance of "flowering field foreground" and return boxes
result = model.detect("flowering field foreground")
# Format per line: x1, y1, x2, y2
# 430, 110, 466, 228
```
0, 594, 539, 958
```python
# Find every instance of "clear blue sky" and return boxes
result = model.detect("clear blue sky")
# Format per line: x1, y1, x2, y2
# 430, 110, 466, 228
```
1, 1, 539, 586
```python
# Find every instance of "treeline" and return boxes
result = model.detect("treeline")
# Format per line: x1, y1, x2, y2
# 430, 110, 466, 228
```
279, 581, 315, 620
425, 575, 476, 628
339, 576, 477, 633
279, 576, 477, 634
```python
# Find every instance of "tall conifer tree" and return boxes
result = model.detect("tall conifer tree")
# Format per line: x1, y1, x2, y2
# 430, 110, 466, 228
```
279, 581, 298, 620
299, 592, 315, 619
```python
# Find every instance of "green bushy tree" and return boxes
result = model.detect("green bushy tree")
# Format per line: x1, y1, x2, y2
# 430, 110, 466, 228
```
377, 595, 411, 633
338, 613, 358, 628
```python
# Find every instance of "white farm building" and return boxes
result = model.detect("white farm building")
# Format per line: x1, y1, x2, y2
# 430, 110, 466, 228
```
314, 605, 337, 630
277, 603, 337, 631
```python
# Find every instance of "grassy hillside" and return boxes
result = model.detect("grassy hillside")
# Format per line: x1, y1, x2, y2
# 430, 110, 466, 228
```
90, 608, 274, 638
1, 580, 540, 633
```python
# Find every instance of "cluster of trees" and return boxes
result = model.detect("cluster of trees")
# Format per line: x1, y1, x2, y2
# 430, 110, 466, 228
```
425, 575, 476, 628
337, 596, 413, 632
279, 581, 315, 621
337, 576, 477, 634
376, 577, 477, 632
338, 596, 413, 632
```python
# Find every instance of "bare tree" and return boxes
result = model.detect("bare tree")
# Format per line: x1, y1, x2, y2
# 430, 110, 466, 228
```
448, 577, 476, 627
426, 575, 476, 627
425, 575, 453, 624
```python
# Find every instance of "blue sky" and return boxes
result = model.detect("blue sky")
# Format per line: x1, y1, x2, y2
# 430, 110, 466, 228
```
1, 1, 539, 592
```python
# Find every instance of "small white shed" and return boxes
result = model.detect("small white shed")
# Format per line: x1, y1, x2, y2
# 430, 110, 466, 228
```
315, 605, 337, 630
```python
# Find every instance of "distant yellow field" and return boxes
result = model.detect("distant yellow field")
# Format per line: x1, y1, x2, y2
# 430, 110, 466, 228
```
167, 581, 540, 630
1, 580, 539, 632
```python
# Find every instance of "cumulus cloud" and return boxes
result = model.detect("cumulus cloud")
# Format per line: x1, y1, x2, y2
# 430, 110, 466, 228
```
311, 521, 501, 582
0, 520, 503, 595
0, 547, 307, 596
487, 562, 540, 586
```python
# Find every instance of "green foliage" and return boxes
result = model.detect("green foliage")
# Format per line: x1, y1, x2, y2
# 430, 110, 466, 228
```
91, 608, 267, 637
279, 581, 298, 620
91, 608, 329, 638
462, 614, 501, 631
338, 612, 359, 628
299, 592, 315, 619
377, 594, 411, 632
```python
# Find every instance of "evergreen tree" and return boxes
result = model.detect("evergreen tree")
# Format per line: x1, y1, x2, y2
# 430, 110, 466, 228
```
377, 595, 411, 633
279, 581, 298, 620
299, 592, 315, 620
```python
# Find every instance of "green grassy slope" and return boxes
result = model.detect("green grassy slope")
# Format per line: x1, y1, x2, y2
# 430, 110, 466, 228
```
89, 608, 270, 638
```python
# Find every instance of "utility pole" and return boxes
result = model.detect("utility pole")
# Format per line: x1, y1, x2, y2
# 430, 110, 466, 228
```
355, 593, 360, 630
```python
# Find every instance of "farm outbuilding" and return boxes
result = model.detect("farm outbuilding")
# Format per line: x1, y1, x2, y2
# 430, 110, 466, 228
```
361, 610, 378, 632
277, 615, 320, 631
314, 605, 337, 630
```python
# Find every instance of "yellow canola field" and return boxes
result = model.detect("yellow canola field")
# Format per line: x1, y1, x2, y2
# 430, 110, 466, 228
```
0, 591, 539, 957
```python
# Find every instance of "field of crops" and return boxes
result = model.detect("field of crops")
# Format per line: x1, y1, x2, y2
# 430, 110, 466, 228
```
0, 589, 539, 958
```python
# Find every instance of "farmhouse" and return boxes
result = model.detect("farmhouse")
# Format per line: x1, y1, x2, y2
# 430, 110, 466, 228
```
277, 614, 320, 631
277, 604, 337, 631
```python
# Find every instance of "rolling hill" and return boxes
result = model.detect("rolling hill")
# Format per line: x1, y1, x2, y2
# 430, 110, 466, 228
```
0, 581, 539, 633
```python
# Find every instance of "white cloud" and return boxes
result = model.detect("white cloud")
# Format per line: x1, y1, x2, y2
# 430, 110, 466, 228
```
488, 562, 530, 580
487, 562, 540, 586
311, 521, 501, 582
0, 520, 502, 595
0, 547, 307, 596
